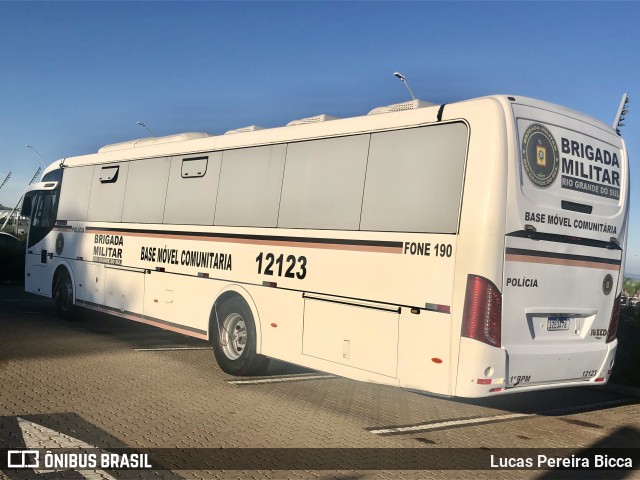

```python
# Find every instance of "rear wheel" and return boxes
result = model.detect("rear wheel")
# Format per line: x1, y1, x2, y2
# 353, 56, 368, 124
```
54, 270, 76, 320
211, 296, 270, 375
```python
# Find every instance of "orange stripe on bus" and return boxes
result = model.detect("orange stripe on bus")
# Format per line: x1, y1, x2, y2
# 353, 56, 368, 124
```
83, 228, 403, 254
505, 254, 619, 271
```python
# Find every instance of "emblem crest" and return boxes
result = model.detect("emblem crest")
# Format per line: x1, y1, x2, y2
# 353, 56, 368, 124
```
522, 123, 559, 188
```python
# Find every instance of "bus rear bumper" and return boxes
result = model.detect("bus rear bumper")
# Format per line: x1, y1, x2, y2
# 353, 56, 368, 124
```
454, 338, 617, 398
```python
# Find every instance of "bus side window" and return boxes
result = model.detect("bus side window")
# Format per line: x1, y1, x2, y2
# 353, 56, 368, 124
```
57, 165, 94, 222
215, 144, 286, 228
32, 192, 51, 227
181, 157, 208, 178
278, 135, 369, 230
31, 193, 45, 227
164, 152, 222, 225
122, 158, 171, 224
32, 192, 55, 227
360, 123, 468, 233
20, 195, 33, 217
27, 191, 59, 247
87, 163, 129, 222
39, 193, 56, 227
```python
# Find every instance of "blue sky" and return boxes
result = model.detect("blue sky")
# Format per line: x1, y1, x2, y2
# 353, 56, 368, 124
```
1, 1, 638, 273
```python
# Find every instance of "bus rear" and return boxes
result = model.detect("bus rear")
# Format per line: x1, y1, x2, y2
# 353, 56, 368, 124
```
457, 96, 628, 397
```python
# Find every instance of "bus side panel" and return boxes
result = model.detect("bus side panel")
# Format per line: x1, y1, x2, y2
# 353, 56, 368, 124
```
143, 272, 218, 337
75, 262, 105, 305
302, 297, 399, 378
397, 310, 451, 394
444, 99, 509, 397
103, 267, 144, 314
246, 285, 304, 360
250, 284, 401, 387
25, 251, 52, 296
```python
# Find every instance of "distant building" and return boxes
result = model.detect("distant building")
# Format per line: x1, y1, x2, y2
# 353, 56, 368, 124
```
0, 208, 27, 235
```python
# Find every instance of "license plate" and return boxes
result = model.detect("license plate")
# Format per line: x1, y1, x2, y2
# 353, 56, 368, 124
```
547, 316, 570, 331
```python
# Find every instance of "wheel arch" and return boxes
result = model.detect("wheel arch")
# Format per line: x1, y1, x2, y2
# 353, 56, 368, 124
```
51, 261, 76, 302
209, 285, 263, 353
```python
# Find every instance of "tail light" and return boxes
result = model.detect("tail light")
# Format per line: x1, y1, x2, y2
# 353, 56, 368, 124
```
461, 274, 502, 347
606, 294, 621, 343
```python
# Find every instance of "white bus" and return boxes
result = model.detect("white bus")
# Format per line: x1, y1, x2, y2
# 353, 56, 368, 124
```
21, 95, 629, 398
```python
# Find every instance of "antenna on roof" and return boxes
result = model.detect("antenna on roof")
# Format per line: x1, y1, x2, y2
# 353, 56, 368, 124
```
137, 121, 156, 137
613, 93, 629, 136
393, 72, 416, 101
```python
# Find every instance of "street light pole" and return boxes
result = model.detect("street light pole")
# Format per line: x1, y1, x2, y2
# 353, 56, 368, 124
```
393, 72, 416, 101
137, 121, 156, 137
25, 145, 47, 168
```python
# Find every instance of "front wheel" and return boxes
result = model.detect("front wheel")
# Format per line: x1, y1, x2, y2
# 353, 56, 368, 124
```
211, 296, 270, 376
54, 270, 76, 320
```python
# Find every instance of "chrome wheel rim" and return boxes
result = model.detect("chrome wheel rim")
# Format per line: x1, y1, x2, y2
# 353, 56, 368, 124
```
221, 313, 247, 360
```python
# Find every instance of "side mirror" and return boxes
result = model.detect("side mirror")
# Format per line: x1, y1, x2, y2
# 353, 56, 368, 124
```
20, 196, 32, 217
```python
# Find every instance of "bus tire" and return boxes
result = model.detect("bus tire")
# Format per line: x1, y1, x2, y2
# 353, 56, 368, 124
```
211, 296, 270, 376
54, 270, 76, 321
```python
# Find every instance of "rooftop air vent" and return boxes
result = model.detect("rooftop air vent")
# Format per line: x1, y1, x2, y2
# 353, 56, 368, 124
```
98, 132, 212, 153
286, 114, 339, 127
367, 99, 435, 115
224, 125, 265, 135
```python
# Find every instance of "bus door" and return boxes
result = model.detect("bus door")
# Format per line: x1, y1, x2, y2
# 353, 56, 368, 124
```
21, 182, 60, 295
502, 104, 627, 389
